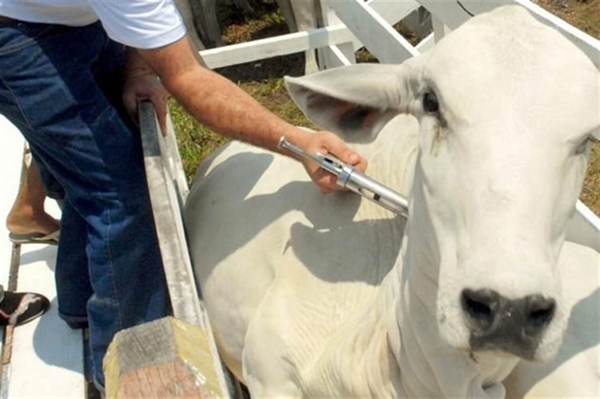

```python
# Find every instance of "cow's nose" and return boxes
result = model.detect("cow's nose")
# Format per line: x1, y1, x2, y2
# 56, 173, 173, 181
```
460, 288, 556, 359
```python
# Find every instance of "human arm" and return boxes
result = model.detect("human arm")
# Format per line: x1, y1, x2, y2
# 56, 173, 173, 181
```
137, 36, 368, 193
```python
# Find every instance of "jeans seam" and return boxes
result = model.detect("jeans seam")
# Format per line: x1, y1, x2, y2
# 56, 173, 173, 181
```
0, 76, 35, 130
104, 208, 125, 331
93, 25, 109, 66
0, 24, 53, 55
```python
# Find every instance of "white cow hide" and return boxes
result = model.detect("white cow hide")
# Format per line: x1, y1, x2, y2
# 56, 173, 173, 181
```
184, 5, 599, 398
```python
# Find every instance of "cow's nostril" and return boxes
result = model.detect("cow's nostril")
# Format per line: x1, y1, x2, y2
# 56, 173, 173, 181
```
461, 289, 499, 329
525, 295, 555, 332
464, 297, 492, 319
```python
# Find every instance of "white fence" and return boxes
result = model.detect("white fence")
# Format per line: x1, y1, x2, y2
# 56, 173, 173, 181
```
199, 0, 599, 70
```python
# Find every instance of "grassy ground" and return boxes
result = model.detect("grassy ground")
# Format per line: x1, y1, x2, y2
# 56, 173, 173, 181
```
171, 0, 600, 216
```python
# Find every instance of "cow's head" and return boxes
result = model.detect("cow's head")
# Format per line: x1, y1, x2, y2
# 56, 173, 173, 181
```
285, 6, 599, 362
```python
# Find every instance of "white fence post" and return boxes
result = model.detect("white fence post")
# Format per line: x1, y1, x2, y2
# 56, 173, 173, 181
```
432, 16, 451, 43
324, 0, 420, 64
318, 0, 357, 69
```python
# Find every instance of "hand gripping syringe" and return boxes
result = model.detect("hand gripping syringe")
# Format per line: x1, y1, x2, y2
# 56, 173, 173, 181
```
278, 137, 409, 217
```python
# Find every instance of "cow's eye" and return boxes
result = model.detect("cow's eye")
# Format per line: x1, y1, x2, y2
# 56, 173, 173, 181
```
423, 91, 439, 113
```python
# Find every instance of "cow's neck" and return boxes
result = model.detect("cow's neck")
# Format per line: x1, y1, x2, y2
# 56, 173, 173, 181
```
389, 182, 519, 398
306, 138, 520, 398
304, 285, 401, 397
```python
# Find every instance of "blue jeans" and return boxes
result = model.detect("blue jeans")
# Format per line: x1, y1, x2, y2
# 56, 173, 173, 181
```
0, 21, 171, 387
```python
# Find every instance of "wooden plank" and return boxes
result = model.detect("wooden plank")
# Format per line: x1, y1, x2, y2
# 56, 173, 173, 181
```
416, 32, 435, 53
320, 44, 355, 69
318, 1, 362, 69
369, 0, 421, 26
0, 148, 26, 397
200, 26, 359, 70
325, 0, 419, 63
132, 102, 236, 397
432, 15, 452, 43
139, 102, 202, 326
414, 0, 471, 31
0, 244, 21, 395
105, 317, 224, 398
566, 201, 600, 253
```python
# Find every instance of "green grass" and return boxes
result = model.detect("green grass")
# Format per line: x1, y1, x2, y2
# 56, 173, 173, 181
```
172, 0, 600, 216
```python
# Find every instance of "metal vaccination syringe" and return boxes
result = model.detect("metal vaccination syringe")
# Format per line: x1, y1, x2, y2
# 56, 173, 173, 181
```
278, 137, 409, 217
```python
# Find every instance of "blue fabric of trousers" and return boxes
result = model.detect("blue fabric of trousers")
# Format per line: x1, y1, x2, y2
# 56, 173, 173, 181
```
0, 21, 171, 387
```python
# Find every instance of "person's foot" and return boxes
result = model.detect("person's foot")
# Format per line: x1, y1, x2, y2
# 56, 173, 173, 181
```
0, 291, 50, 327
6, 212, 60, 245
9, 229, 60, 245
6, 210, 59, 236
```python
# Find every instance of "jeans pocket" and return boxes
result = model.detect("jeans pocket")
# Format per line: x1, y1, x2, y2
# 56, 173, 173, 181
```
0, 23, 55, 55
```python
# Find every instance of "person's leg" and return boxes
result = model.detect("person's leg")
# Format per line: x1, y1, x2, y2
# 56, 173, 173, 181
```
0, 22, 171, 387
0, 284, 50, 327
6, 146, 60, 244
32, 150, 66, 207
53, 198, 92, 329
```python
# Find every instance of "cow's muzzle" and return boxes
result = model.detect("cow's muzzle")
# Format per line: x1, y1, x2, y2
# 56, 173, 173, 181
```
460, 288, 556, 359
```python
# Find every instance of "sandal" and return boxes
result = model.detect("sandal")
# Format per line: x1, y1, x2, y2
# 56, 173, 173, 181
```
0, 290, 50, 327
9, 229, 60, 245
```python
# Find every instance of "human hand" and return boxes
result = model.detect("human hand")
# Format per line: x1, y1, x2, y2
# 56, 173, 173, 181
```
122, 72, 171, 135
292, 130, 368, 194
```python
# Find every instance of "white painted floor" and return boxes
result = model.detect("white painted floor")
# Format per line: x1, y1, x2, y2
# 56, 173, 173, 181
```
0, 115, 85, 398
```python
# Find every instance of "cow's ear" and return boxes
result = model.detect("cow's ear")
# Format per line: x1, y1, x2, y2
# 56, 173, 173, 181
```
284, 61, 420, 142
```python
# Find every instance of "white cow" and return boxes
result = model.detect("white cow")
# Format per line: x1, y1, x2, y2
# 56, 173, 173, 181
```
184, 5, 599, 398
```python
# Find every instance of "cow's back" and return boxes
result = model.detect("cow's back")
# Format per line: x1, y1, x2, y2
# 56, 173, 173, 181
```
184, 115, 419, 380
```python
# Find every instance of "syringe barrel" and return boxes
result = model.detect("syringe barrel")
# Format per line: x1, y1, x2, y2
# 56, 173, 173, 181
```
338, 166, 408, 216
